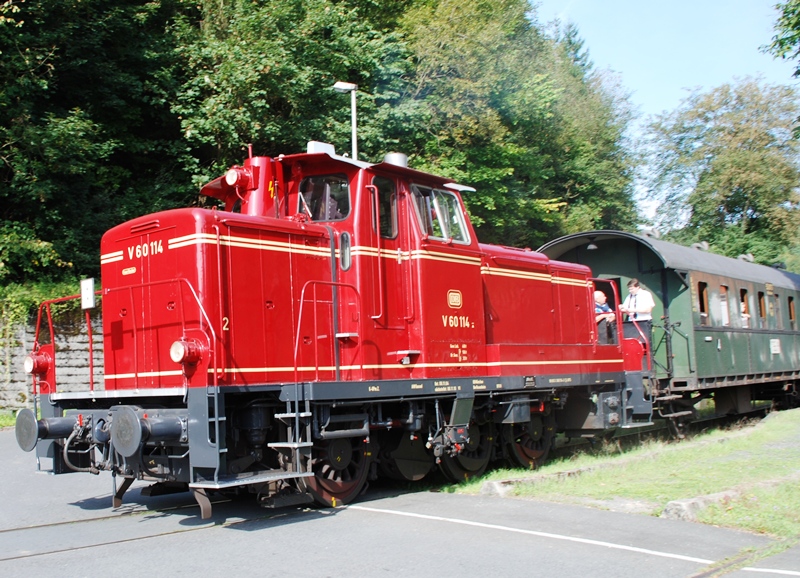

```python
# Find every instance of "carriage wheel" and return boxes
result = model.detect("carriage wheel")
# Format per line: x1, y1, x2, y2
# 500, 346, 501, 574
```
438, 420, 493, 483
305, 435, 371, 507
503, 413, 555, 469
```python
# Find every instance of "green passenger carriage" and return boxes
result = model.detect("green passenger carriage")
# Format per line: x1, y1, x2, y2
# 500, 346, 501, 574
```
540, 231, 800, 419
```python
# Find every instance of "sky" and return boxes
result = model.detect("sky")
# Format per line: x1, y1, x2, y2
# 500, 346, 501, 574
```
533, 0, 797, 122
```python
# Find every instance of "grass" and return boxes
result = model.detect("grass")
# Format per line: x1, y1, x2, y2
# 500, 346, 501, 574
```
453, 409, 800, 539
0, 410, 16, 429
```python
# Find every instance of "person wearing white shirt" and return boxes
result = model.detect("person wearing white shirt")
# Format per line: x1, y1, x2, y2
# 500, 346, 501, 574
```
619, 278, 655, 341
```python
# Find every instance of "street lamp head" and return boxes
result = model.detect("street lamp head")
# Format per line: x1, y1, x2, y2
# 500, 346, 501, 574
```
333, 81, 358, 93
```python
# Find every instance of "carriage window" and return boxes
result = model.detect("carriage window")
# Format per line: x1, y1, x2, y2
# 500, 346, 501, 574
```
789, 297, 796, 330
410, 184, 469, 244
774, 294, 782, 329
719, 285, 730, 326
372, 176, 397, 239
758, 291, 766, 329
298, 174, 350, 221
698, 282, 709, 326
740, 289, 750, 328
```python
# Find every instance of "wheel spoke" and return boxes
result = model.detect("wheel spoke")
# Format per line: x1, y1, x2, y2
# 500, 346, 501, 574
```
438, 421, 493, 483
504, 413, 554, 469
305, 433, 371, 507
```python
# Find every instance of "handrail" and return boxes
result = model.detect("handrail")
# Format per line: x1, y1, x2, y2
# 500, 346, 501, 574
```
293, 280, 363, 386
402, 189, 415, 322
103, 278, 220, 387
366, 184, 384, 321
669, 323, 694, 374
628, 319, 653, 372
31, 291, 102, 396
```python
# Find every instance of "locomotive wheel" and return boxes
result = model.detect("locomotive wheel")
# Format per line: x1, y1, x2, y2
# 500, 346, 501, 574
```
377, 430, 435, 482
503, 413, 555, 469
305, 434, 371, 507
438, 420, 493, 483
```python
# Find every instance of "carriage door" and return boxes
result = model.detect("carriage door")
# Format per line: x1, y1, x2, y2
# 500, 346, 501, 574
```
368, 175, 411, 353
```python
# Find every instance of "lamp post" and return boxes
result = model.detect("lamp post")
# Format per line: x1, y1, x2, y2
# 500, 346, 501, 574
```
333, 81, 358, 160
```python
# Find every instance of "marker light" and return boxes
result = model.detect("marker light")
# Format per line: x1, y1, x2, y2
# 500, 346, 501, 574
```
225, 167, 250, 188
169, 339, 203, 365
24, 352, 51, 376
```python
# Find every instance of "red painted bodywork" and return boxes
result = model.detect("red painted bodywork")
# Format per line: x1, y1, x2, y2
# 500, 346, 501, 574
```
94, 146, 634, 392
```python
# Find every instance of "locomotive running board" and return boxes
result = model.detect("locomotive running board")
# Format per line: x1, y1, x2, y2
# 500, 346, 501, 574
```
190, 470, 314, 519
189, 469, 313, 491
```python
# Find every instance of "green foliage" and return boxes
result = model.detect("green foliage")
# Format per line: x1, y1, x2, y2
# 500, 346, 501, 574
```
0, 222, 71, 282
769, 0, 800, 78
400, 0, 638, 247
647, 78, 800, 264
0, 0, 640, 288
0, 279, 82, 366
172, 0, 411, 179
0, 0, 195, 279
461, 411, 800, 539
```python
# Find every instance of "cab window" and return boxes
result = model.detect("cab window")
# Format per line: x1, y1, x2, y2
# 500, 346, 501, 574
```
298, 174, 350, 221
411, 184, 469, 243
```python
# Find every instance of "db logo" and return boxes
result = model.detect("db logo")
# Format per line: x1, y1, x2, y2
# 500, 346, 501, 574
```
447, 290, 462, 309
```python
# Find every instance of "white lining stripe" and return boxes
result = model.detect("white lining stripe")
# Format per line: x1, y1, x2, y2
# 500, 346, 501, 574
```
206, 358, 623, 375
347, 505, 714, 564
104, 370, 184, 380
347, 506, 800, 575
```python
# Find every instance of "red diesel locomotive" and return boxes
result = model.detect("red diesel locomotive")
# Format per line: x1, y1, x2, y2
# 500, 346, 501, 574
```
16, 141, 652, 517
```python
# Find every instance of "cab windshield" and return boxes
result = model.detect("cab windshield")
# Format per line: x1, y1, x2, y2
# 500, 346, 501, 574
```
411, 185, 469, 243
298, 174, 350, 221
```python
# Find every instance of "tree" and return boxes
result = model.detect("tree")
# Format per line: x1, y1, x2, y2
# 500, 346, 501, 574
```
0, 0, 194, 280
0, 0, 641, 285
769, 0, 800, 77
400, 0, 638, 248
171, 0, 419, 181
647, 78, 800, 264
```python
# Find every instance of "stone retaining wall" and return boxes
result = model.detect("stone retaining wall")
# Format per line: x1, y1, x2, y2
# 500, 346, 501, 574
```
0, 314, 104, 410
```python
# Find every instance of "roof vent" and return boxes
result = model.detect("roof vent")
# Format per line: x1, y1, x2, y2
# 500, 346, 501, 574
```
641, 228, 660, 239
737, 253, 754, 262
691, 241, 709, 251
384, 152, 408, 167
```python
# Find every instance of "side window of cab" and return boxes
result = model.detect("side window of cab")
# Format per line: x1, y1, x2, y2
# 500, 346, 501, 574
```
410, 184, 469, 243
298, 174, 350, 221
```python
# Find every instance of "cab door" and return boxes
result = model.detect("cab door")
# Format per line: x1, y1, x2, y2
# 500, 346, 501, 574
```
366, 175, 412, 360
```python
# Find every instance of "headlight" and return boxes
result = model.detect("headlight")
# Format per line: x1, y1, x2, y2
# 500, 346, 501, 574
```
169, 339, 203, 365
23, 352, 51, 376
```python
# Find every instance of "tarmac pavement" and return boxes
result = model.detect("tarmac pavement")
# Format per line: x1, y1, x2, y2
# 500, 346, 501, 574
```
1, 427, 798, 577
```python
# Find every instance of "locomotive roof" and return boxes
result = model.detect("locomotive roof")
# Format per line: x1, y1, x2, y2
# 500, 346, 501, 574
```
538, 230, 800, 291
279, 142, 474, 189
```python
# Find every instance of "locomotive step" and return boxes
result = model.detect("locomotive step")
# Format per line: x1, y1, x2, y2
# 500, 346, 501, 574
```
274, 411, 313, 421
654, 394, 684, 401
190, 469, 314, 490
659, 410, 693, 418
267, 441, 314, 449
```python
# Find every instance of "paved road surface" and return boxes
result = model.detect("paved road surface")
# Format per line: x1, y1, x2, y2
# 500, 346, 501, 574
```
1, 429, 797, 577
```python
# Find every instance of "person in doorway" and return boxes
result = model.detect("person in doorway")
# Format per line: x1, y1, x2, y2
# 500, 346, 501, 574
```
594, 290, 616, 344
594, 291, 615, 323
619, 278, 655, 339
